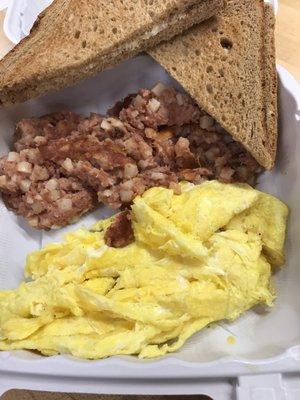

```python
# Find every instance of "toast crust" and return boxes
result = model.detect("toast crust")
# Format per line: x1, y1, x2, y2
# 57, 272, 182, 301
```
150, 0, 278, 169
262, 4, 277, 169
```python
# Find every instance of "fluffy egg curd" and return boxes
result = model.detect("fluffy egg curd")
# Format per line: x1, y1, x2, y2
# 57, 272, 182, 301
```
0, 181, 288, 359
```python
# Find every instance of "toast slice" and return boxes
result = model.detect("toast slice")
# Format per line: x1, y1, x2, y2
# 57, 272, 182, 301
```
0, 0, 224, 106
150, 0, 277, 170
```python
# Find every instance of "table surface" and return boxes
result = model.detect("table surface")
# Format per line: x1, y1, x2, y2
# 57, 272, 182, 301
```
0, 0, 299, 399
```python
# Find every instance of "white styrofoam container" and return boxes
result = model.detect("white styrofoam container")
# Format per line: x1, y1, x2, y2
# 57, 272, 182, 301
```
0, 0, 300, 399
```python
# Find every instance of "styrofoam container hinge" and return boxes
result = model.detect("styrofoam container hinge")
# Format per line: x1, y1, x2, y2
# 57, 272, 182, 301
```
237, 374, 288, 400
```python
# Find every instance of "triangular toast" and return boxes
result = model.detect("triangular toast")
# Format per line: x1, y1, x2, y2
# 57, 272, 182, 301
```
0, 0, 223, 105
150, 0, 277, 169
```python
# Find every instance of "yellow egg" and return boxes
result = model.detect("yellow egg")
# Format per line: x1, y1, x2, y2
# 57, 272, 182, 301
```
0, 181, 288, 359
226, 192, 289, 267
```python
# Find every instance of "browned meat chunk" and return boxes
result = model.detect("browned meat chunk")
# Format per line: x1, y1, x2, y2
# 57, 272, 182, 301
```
14, 111, 86, 151
0, 148, 54, 195
40, 135, 133, 171
104, 210, 134, 248
186, 124, 262, 185
174, 137, 198, 169
98, 167, 179, 209
117, 85, 200, 130
2, 178, 95, 230
178, 167, 213, 183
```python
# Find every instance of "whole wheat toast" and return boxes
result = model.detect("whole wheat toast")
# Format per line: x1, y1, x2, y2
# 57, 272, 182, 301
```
150, 0, 277, 170
0, 0, 223, 106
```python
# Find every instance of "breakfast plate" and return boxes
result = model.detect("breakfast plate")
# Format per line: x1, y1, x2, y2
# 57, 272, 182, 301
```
0, 0, 299, 398
0, 57, 299, 398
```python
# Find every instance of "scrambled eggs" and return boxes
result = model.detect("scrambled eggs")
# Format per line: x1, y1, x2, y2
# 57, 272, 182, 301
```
0, 181, 288, 359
